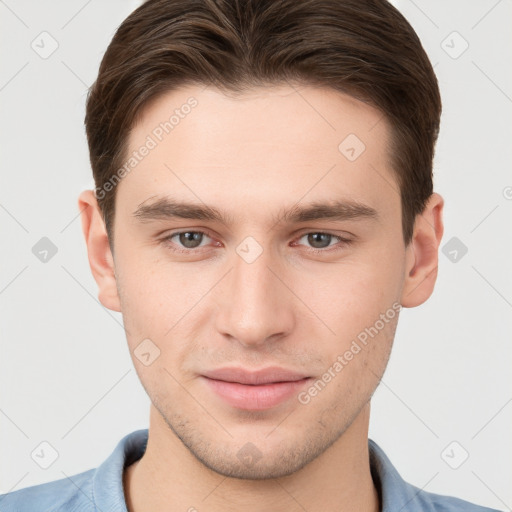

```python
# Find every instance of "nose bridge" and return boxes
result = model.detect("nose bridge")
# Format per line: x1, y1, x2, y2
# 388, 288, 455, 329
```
233, 241, 274, 305
215, 237, 293, 346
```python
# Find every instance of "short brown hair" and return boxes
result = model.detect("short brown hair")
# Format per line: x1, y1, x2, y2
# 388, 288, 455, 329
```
85, 0, 441, 248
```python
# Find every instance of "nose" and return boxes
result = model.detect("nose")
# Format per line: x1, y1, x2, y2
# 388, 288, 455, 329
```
214, 241, 295, 348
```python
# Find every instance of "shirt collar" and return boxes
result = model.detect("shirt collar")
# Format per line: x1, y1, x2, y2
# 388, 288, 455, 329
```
93, 429, 148, 512
368, 438, 431, 512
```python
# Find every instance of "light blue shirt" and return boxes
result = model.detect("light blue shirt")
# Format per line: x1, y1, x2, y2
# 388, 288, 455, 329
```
0, 429, 502, 511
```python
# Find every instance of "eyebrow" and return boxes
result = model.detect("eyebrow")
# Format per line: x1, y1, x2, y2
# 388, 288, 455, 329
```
132, 196, 379, 226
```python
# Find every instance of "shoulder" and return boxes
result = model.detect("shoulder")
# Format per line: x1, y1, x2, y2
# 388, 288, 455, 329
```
0, 468, 95, 512
0, 429, 148, 512
407, 483, 503, 512
368, 439, 503, 512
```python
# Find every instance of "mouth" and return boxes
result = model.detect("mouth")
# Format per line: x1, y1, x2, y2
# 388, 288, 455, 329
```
200, 366, 312, 410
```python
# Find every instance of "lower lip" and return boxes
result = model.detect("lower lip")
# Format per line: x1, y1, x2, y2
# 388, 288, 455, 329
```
202, 377, 311, 410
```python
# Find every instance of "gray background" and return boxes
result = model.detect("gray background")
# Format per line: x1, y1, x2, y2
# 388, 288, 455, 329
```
1, 0, 510, 509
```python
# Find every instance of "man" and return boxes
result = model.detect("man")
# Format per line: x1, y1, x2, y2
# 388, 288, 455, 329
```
0, 0, 502, 511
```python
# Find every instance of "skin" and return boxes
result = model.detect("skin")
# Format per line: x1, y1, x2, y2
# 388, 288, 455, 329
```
78, 83, 444, 512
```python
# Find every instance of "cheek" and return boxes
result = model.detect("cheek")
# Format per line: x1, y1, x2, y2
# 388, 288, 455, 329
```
115, 256, 210, 375
291, 257, 402, 341
116, 249, 188, 314
115, 257, 177, 347
300, 310, 398, 415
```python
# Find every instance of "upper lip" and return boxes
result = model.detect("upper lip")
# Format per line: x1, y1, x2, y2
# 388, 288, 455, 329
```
202, 367, 310, 385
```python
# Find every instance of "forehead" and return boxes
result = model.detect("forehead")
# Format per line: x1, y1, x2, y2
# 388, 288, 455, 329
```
130, 83, 386, 154
117, 83, 397, 225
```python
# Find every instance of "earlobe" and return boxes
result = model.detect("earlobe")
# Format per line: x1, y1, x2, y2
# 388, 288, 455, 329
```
78, 190, 122, 312
400, 192, 444, 308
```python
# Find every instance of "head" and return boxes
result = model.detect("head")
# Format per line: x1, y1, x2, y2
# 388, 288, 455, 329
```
79, 0, 444, 479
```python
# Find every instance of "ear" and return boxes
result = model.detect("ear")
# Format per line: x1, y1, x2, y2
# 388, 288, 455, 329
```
78, 190, 121, 312
401, 192, 444, 308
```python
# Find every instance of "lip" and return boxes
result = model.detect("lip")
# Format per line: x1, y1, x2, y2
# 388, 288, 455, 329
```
201, 367, 311, 410
202, 366, 309, 385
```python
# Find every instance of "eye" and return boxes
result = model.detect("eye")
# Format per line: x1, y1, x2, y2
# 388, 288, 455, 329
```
160, 230, 352, 256
293, 232, 352, 253
161, 231, 214, 252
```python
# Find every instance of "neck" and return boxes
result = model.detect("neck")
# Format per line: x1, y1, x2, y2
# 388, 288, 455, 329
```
124, 403, 379, 512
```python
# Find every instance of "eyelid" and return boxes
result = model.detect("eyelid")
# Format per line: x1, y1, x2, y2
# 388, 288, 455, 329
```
293, 227, 354, 239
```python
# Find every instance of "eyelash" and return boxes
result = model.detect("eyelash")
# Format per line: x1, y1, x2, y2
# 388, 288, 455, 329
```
160, 230, 353, 255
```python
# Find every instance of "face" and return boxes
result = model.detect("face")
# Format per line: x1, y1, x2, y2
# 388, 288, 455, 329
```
100, 84, 412, 478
